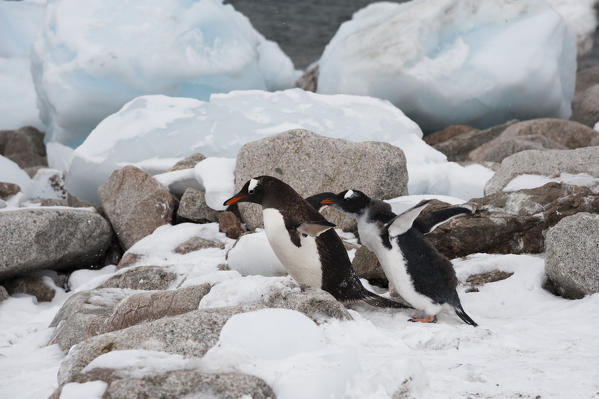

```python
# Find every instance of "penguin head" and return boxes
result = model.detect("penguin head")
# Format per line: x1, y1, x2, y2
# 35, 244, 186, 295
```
223, 177, 268, 206
305, 192, 337, 212
320, 189, 371, 216
224, 176, 298, 207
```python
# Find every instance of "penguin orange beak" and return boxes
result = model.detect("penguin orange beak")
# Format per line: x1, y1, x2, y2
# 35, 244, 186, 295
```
320, 199, 335, 205
223, 195, 246, 206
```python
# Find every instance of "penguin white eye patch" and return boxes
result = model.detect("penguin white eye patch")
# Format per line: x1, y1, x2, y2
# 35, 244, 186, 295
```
248, 178, 260, 192
344, 190, 355, 199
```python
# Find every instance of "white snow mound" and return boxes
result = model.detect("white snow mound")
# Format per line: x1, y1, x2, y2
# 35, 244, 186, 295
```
31, 0, 299, 147
318, 0, 577, 133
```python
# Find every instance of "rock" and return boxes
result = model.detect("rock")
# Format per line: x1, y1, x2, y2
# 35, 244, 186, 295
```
234, 129, 407, 230
470, 119, 599, 162
294, 63, 318, 92
351, 246, 387, 286
427, 183, 599, 258
545, 213, 599, 299
571, 84, 599, 128
0, 199, 6, 209
173, 236, 224, 254
4, 275, 55, 302
176, 188, 218, 223
574, 67, 599, 95
58, 286, 351, 383
0, 208, 113, 280
0, 126, 47, 169
51, 369, 274, 399
98, 166, 176, 250
117, 253, 144, 269
431, 120, 517, 162
424, 125, 477, 146
167, 153, 206, 172
0, 285, 8, 302
218, 210, 243, 239
99, 285, 212, 334
465, 270, 513, 287
264, 287, 352, 322
49, 289, 132, 352
484, 147, 599, 195
57, 305, 262, 383
0, 182, 20, 199
98, 266, 178, 291
27, 194, 93, 208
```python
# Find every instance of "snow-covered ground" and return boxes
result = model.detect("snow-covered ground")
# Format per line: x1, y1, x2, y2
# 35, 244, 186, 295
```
1, 223, 598, 399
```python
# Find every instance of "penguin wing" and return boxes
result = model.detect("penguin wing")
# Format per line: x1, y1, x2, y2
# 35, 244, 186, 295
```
386, 200, 431, 237
414, 206, 473, 234
297, 221, 336, 237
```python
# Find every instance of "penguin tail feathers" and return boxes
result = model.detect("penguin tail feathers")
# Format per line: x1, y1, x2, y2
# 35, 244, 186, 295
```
454, 302, 478, 327
360, 290, 412, 309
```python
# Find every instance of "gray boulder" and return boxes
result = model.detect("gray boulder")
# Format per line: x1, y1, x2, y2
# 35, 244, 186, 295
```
167, 153, 206, 172
0, 126, 47, 169
294, 63, 319, 92
98, 266, 178, 291
485, 147, 599, 195
0, 285, 8, 302
173, 236, 224, 254
99, 284, 212, 334
49, 288, 133, 352
51, 369, 274, 399
470, 119, 599, 162
176, 188, 218, 223
98, 166, 176, 250
0, 208, 112, 280
234, 129, 407, 230
57, 305, 262, 384
545, 213, 599, 299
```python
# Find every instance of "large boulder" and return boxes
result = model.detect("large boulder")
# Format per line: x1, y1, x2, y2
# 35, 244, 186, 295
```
545, 213, 599, 299
470, 119, 599, 162
485, 147, 599, 195
0, 208, 112, 280
176, 188, 218, 224
427, 183, 599, 258
51, 369, 275, 399
0, 126, 46, 169
571, 84, 599, 128
98, 166, 176, 250
234, 129, 408, 230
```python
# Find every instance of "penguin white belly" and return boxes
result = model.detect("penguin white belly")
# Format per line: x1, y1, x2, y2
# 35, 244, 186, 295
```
357, 217, 442, 316
262, 208, 323, 289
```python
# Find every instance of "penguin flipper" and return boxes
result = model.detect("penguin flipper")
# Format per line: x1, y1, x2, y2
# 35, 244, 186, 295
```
454, 303, 478, 327
297, 221, 336, 237
414, 206, 473, 234
386, 200, 432, 237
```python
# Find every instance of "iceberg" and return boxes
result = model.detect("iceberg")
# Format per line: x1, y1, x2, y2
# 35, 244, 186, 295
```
65, 89, 492, 205
317, 0, 577, 133
31, 0, 299, 147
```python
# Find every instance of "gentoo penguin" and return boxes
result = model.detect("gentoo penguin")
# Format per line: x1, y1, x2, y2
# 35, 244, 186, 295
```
223, 176, 409, 309
314, 189, 477, 326
305, 193, 472, 234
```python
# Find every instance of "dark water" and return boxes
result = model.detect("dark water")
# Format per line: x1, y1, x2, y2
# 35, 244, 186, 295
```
226, 0, 408, 69
228, 0, 599, 71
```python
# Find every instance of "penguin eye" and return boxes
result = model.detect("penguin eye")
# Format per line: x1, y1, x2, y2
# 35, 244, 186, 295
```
248, 189, 255, 195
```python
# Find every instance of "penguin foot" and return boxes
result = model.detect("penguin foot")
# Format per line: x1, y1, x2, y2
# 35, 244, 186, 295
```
409, 315, 437, 323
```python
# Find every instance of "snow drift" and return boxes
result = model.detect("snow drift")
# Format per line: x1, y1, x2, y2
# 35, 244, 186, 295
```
31, 0, 299, 147
317, 0, 577, 133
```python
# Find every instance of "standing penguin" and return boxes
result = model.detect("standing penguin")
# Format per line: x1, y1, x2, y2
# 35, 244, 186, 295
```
223, 176, 409, 309
314, 189, 477, 326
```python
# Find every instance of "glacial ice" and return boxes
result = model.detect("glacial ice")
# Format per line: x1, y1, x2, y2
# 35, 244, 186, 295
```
0, 1, 46, 130
317, 0, 577, 133
31, 0, 299, 147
